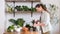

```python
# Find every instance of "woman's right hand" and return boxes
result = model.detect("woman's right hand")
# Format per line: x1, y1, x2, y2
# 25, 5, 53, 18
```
34, 23, 39, 27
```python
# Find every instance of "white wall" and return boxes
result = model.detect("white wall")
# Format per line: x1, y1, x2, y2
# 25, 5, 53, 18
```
41, 0, 60, 8
0, 0, 5, 34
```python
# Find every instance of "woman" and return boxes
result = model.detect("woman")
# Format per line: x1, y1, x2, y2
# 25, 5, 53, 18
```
34, 4, 52, 34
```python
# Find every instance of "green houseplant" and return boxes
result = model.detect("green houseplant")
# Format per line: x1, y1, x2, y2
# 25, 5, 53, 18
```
7, 25, 14, 32
25, 24, 31, 31
15, 6, 23, 11
7, 18, 25, 32
15, 5, 36, 12
22, 6, 29, 11
29, 7, 36, 12
9, 18, 25, 27
16, 18, 25, 27
6, 4, 13, 13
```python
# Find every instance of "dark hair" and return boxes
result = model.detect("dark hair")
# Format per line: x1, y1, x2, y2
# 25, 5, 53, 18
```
35, 4, 47, 11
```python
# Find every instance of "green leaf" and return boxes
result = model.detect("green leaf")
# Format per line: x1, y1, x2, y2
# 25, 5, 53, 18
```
7, 25, 14, 32
9, 19, 17, 25
16, 18, 25, 27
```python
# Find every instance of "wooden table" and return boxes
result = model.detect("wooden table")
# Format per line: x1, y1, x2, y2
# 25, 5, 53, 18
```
4, 31, 49, 34
4, 31, 39, 34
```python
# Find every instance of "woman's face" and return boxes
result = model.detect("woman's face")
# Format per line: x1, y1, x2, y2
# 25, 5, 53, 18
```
36, 6, 43, 12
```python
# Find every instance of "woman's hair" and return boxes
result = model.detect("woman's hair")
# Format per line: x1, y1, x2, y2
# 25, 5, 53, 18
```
35, 4, 48, 11
35, 4, 50, 14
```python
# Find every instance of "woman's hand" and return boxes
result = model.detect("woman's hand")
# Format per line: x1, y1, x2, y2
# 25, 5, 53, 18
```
37, 22, 45, 26
39, 23, 45, 27
34, 23, 38, 27
34, 22, 45, 27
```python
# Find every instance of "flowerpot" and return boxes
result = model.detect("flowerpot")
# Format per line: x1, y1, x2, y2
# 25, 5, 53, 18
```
15, 27, 22, 32
11, 29, 14, 32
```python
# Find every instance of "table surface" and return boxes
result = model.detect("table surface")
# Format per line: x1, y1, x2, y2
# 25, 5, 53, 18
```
4, 31, 39, 34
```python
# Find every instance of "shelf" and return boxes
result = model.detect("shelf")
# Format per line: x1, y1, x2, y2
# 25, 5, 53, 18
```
6, 11, 31, 13
5, 11, 40, 14
5, 0, 40, 17
5, 0, 40, 2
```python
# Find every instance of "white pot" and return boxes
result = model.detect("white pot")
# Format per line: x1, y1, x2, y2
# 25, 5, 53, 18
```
11, 29, 14, 32
15, 27, 22, 32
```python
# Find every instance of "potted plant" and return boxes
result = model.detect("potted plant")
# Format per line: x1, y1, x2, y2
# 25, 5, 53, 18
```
22, 6, 29, 11
29, 7, 36, 12
16, 18, 25, 27
25, 24, 31, 31
7, 18, 25, 32
9, 18, 25, 26
15, 6, 23, 11
7, 25, 14, 32
6, 4, 13, 13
